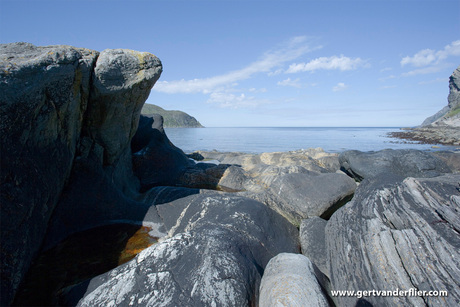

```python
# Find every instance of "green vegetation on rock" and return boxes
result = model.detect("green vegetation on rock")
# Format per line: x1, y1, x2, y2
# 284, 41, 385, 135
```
141, 104, 204, 128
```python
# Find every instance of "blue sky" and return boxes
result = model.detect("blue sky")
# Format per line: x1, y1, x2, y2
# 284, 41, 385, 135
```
1, 0, 459, 127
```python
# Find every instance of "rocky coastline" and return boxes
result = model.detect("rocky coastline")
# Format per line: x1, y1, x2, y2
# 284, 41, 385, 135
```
389, 65, 460, 147
388, 126, 460, 146
1, 43, 460, 306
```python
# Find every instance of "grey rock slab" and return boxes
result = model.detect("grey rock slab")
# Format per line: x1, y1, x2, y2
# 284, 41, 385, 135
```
326, 174, 460, 306
339, 149, 452, 181
262, 172, 357, 225
259, 253, 330, 307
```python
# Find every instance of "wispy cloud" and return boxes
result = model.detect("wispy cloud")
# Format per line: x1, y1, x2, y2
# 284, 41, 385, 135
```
401, 40, 460, 67
206, 91, 270, 109
380, 85, 397, 90
277, 77, 302, 88
333, 82, 348, 92
154, 36, 320, 94
286, 55, 369, 73
401, 65, 446, 77
379, 74, 397, 82
418, 78, 448, 85
380, 67, 392, 72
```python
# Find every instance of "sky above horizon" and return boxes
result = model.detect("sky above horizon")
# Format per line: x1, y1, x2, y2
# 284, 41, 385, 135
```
1, 0, 459, 127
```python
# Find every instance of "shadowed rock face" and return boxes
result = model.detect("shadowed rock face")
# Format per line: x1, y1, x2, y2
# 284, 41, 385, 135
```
326, 174, 460, 306
0, 43, 162, 305
132, 114, 193, 190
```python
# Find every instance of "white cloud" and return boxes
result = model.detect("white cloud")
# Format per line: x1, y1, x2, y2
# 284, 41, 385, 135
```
401, 65, 445, 77
154, 36, 320, 94
378, 74, 397, 82
248, 87, 267, 93
401, 40, 460, 67
286, 55, 368, 73
333, 82, 348, 92
418, 78, 447, 85
380, 85, 397, 90
206, 91, 269, 109
277, 77, 301, 88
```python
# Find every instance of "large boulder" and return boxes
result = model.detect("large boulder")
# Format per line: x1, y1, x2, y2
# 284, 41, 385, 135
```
339, 149, 452, 181
259, 253, 330, 307
326, 174, 460, 306
241, 170, 356, 225
0, 43, 98, 305
0, 43, 162, 305
63, 192, 300, 306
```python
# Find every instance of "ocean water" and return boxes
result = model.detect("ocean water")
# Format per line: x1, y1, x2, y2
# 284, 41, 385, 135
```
164, 127, 458, 154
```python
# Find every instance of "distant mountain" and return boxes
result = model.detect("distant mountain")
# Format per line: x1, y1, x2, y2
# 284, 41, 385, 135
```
141, 104, 204, 128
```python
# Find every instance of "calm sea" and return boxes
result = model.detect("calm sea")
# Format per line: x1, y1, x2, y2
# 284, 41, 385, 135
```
164, 127, 458, 154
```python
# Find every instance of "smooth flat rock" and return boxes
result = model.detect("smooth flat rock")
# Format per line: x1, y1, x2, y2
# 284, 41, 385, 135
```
258, 171, 356, 225
259, 253, 329, 307
339, 149, 452, 181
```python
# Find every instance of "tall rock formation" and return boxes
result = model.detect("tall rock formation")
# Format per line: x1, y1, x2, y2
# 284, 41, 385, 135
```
422, 65, 460, 127
389, 65, 460, 145
0, 43, 162, 305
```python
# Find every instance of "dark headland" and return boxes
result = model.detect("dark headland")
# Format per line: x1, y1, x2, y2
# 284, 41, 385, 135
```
141, 103, 204, 128
1, 43, 459, 306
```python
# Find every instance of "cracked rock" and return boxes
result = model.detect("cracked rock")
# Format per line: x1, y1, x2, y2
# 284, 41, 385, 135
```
326, 173, 460, 306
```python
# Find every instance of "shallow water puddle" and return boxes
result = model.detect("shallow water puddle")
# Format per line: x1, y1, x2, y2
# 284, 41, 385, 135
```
13, 223, 159, 306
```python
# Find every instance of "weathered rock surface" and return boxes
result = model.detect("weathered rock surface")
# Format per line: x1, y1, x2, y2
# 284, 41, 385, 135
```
339, 149, 452, 181
300, 217, 329, 277
259, 253, 329, 307
326, 173, 460, 306
64, 192, 299, 306
0, 43, 162, 305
